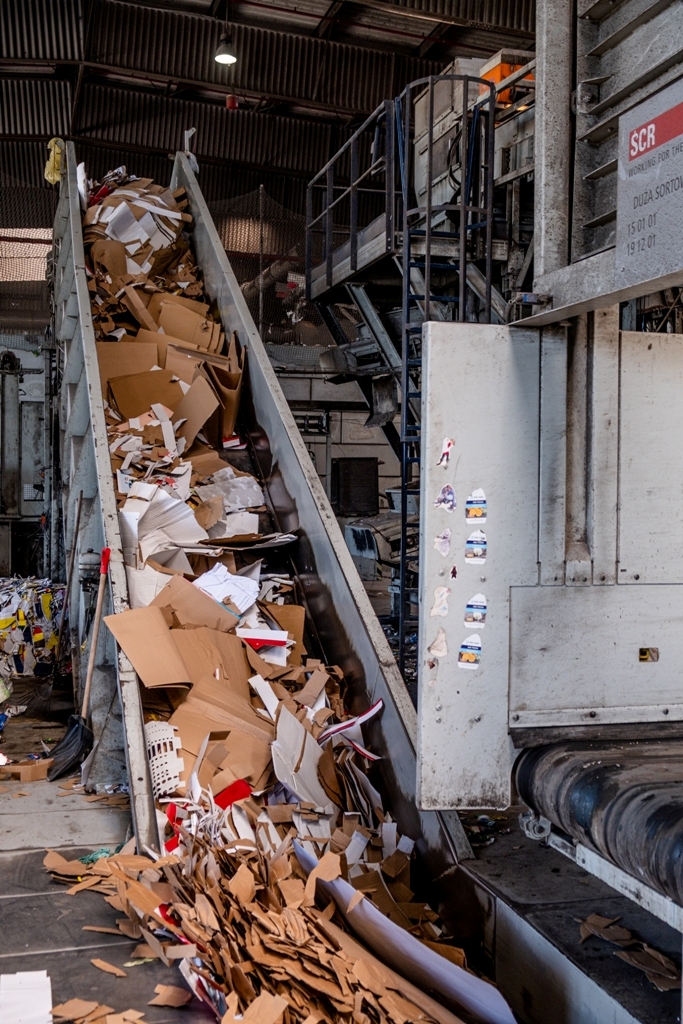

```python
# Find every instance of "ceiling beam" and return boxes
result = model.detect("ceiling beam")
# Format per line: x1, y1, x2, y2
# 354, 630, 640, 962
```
314, 0, 345, 39
417, 21, 451, 58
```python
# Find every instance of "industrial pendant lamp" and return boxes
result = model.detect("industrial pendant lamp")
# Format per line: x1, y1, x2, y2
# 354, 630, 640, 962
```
215, 31, 237, 65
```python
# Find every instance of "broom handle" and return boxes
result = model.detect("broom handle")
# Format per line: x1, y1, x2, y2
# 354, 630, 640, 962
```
55, 490, 83, 666
81, 547, 110, 722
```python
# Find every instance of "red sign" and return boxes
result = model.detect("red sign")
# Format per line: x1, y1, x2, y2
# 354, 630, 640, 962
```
629, 100, 683, 160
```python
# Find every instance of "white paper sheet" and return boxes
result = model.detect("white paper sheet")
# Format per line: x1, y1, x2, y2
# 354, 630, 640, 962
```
270, 705, 334, 813
248, 674, 280, 720
192, 563, 258, 613
125, 563, 171, 608
0, 970, 52, 1024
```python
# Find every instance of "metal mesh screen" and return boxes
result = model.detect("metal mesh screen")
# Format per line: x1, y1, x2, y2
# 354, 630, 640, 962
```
209, 189, 341, 347
0, 170, 57, 333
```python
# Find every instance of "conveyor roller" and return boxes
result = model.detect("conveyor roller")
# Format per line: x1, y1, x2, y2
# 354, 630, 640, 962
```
515, 741, 683, 905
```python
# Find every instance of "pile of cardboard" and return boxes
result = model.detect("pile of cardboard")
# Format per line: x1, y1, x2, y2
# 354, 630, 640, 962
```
79, 170, 515, 1024
0, 577, 66, 691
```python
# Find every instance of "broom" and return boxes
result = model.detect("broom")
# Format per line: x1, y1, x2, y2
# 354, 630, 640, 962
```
48, 547, 110, 781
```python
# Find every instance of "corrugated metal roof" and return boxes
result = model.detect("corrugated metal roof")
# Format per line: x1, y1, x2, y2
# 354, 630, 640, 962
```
379, 0, 534, 34
0, 79, 71, 137
79, 84, 340, 173
88, 1, 445, 113
0, 0, 82, 61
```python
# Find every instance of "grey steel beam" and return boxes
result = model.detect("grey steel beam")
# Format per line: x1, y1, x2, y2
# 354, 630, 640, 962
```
534, 0, 573, 279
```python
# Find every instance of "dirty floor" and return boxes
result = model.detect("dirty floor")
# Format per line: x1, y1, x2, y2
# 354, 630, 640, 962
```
0, 710, 214, 1021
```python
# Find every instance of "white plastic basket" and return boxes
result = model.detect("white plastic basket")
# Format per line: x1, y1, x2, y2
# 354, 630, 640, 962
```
144, 720, 184, 798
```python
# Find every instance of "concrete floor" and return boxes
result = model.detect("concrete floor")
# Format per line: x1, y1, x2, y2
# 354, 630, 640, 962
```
0, 714, 214, 1022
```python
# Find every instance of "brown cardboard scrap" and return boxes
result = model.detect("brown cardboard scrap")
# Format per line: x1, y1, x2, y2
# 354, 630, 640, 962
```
147, 984, 193, 1007
104, 606, 191, 689
228, 862, 256, 904
147, 292, 208, 321
109, 370, 184, 419
52, 999, 99, 1020
134, 328, 193, 367
576, 913, 633, 946
615, 945, 681, 990
422, 940, 467, 969
95, 339, 158, 395
172, 375, 220, 449
194, 496, 223, 530
151, 575, 239, 633
158, 304, 214, 348
90, 959, 127, 978
122, 286, 158, 331
43, 853, 81, 879
304, 851, 341, 903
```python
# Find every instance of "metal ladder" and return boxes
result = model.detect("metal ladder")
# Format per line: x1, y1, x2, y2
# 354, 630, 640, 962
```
395, 76, 495, 680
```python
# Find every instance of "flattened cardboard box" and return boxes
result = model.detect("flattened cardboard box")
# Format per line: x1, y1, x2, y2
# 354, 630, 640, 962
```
95, 342, 158, 398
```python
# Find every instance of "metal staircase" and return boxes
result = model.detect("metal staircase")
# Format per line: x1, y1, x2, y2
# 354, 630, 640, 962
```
306, 74, 496, 688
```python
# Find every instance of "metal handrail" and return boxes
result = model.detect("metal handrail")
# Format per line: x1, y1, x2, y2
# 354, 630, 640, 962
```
306, 98, 395, 294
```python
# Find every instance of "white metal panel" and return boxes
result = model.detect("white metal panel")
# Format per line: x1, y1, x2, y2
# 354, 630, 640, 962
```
418, 322, 540, 810
510, 583, 683, 726
618, 329, 683, 583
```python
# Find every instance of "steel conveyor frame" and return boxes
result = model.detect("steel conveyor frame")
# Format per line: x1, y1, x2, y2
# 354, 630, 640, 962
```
54, 142, 471, 872
53, 142, 157, 848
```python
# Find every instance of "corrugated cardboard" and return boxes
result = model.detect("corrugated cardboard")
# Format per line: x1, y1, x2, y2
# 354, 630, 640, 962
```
147, 293, 209, 322
158, 304, 214, 348
172, 375, 220, 449
91, 239, 127, 282
204, 334, 244, 442
95, 343, 158, 397
150, 574, 239, 632
104, 605, 191, 689
109, 369, 184, 418
122, 286, 158, 331
135, 329, 196, 367
165, 344, 204, 384
263, 603, 306, 666
1, 758, 54, 782
170, 627, 250, 698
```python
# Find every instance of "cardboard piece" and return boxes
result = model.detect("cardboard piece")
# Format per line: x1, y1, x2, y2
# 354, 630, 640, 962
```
271, 705, 336, 813
205, 334, 243, 441
264, 602, 306, 666
96, 343, 158, 398
91, 238, 127, 281
151, 575, 239, 632
164, 344, 204, 384
172, 375, 220, 449
148, 984, 192, 1007
122, 286, 158, 331
1, 757, 54, 782
104, 606, 191, 689
109, 370, 184, 419
147, 292, 209, 321
170, 628, 248, 692
158, 304, 214, 348
134, 328, 196, 368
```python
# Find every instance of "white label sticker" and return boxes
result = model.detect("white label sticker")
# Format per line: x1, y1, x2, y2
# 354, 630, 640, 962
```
465, 530, 487, 563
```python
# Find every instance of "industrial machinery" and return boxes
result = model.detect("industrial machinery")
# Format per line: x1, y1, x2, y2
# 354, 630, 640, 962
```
306, 2, 683, 1020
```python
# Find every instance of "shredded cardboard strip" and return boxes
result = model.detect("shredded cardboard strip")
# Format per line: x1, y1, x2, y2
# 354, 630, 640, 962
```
576, 914, 681, 991
57, 166, 517, 1024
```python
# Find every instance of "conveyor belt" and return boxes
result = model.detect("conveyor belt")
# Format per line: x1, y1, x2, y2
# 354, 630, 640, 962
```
515, 741, 683, 905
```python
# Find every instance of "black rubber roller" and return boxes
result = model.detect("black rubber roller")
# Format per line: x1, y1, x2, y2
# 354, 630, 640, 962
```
515, 740, 683, 904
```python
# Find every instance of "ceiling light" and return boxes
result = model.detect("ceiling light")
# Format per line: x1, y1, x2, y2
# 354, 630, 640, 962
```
215, 33, 237, 65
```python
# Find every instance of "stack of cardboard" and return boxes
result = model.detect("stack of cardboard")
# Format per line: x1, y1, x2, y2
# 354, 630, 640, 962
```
79, 170, 515, 1024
